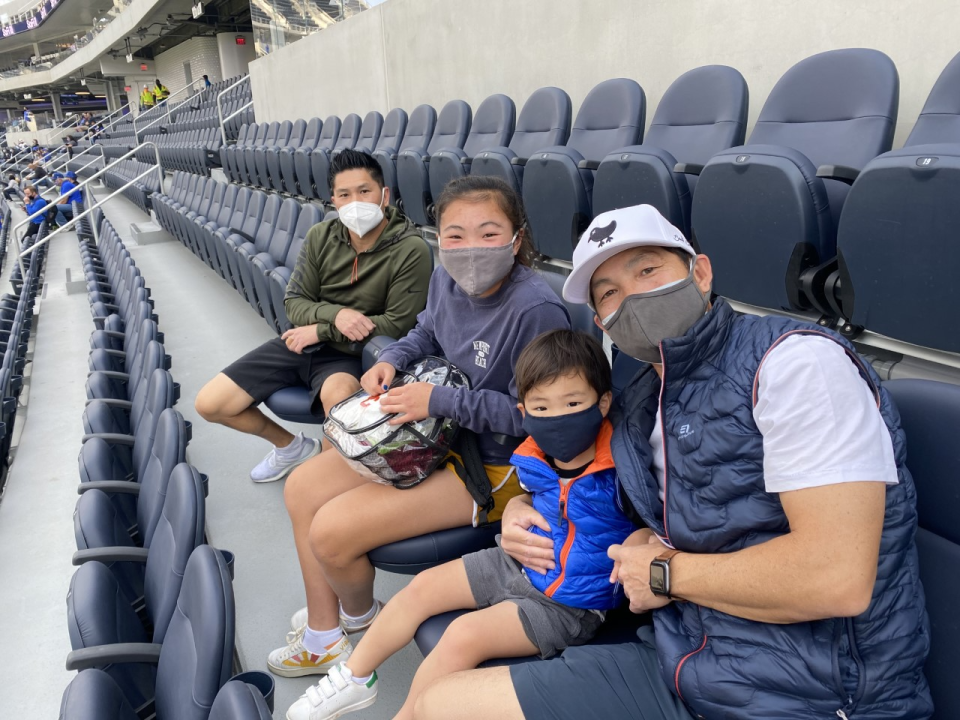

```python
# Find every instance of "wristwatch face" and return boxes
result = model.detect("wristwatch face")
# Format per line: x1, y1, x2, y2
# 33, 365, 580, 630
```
650, 561, 668, 596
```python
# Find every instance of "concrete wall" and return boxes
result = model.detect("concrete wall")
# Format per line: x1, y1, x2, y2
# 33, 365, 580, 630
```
249, 0, 960, 148
155, 37, 223, 92
218, 33, 256, 80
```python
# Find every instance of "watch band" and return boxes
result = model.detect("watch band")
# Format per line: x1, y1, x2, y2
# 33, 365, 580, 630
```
654, 548, 683, 599
656, 548, 682, 564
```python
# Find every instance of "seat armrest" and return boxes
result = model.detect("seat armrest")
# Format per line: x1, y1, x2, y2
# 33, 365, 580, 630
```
816, 164, 860, 185
99, 349, 126, 359
493, 433, 525, 446
227, 228, 255, 243
674, 162, 704, 176
84, 398, 132, 410
72, 547, 150, 566
66, 643, 162, 671
577, 159, 601, 170
98, 330, 126, 339
86, 371, 130, 381
510, 157, 528, 166
460, 157, 473, 166
78, 480, 142, 495
81, 432, 136, 446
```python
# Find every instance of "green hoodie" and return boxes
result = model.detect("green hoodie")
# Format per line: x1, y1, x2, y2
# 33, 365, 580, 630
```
283, 205, 432, 355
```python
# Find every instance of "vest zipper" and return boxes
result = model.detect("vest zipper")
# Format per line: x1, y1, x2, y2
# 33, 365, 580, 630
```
846, 617, 867, 710
544, 479, 577, 598
674, 634, 708, 700
658, 342, 671, 542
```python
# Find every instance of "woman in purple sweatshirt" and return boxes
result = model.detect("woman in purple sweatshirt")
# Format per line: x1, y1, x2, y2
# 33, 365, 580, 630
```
270, 176, 570, 684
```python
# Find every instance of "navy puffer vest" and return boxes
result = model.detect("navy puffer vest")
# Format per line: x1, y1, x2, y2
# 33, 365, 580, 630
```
612, 299, 932, 719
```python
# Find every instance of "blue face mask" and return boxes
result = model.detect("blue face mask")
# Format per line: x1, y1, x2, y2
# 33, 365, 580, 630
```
521, 404, 604, 464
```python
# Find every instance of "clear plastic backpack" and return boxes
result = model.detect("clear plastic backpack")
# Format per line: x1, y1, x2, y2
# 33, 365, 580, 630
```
322, 357, 470, 488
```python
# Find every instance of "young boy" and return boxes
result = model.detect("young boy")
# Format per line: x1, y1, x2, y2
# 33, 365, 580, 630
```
285, 329, 636, 720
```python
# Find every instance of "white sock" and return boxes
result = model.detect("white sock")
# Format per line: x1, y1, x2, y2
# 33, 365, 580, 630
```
302, 625, 343, 655
348, 668, 373, 685
340, 601, 378, 624
275, 432, 304, 460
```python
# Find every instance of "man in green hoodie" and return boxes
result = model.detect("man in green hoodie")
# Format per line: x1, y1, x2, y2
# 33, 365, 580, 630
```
195, 149, 432, 483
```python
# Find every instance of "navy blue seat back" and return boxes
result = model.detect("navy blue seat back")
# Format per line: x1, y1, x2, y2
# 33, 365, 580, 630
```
377, 104, 435, 206
906, 52, 960, 145
318, 115, 341, 151
522, 78, 645, 261
428, 100, 472, 155
884, 379, 960, 720
592, 65, 748, 234
271, 204, 323, 333
536, 268, 600, 340
356, 111, 384, 153
209, 680, 273, 720
691, 49, 899, 311
334, 113, 362, 152
135, 406, 189, 547
375, 108, 408, 154
58, 670, 139, 720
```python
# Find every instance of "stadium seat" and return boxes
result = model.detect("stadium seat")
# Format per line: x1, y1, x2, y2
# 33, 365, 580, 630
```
536, 268, 600, 339
294, 114, 341, 199
64, 545, 236, 720
241, 121, 279, 186
278, 117, 322, 195
884, 379, 960, 720
195, 184, 240, 268
208, 679, 273, 720
221, 191, 278, 295
355, 110, 385, 153
428, 94, 516, 199
86, 337, 170, 408
259, 203, 323, 333
690, 49, 899, 311
253, 119, 293, 189
396, 99, 472, 225
470, 86, 572, 193
210, 188, 266, 283
833, 51, 960, 351
312, 112, 364, 204
236, 197, 300, 312
521, 78, 646, 261
592, 65, 749, 237
376, 103, 436, 206
368, 522, 503, 575
264, 117, 306, 192
67, 464, 206, 707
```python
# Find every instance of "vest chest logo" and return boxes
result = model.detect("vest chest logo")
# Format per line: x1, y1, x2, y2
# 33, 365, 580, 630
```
473, 340, 490, 369
678, 423, 694, 439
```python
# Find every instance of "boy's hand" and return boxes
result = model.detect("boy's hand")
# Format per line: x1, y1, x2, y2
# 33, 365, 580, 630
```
501, 495, 556, 574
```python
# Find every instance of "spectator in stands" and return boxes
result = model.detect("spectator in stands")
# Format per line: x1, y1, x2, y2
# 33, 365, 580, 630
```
285, 329, 632, 720
3, 173, 20, 201
29, 139, 39, 152
140, 86, 154, 109
414, 204, 933, 720
202, 74, 212, 88
52, 171, 80, 227
22, 162, 50, 190
268, 176, 570, 684
21, 185, 46, 239
62, 136, 74, 158
195, 149, 433, 483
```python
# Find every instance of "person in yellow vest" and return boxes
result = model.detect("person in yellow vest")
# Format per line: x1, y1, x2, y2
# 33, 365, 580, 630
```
140, 86, 154, 109
154, 79, 170, 102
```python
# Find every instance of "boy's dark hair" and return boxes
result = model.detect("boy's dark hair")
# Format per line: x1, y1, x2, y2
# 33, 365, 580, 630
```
515, 329, 612, 403
329, 149, 384, 191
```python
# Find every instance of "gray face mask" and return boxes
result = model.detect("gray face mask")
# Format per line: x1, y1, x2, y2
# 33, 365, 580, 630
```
439, 232, 518, 297
601, 262, 708, 364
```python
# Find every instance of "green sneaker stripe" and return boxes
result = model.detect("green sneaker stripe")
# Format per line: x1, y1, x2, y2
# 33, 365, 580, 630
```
366, 671, 378, 688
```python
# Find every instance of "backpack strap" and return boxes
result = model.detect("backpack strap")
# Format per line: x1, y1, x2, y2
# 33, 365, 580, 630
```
450, 430, 495, 526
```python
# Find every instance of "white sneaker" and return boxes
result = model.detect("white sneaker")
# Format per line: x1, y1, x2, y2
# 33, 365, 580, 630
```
268, 627, 353, 678
290, 600, 384, 634
250, 434, 320, 483
285, 663, 378, 720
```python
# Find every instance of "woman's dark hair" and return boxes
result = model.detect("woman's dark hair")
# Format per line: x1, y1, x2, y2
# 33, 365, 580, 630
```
433, 175, 535, 267
515, 329, 612, 403
329, 149, 384, 191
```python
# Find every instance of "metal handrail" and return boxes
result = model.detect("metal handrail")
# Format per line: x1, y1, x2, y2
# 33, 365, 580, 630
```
1, 145, 35, 175
133, 78, 205, 138
45, 138, 105, 177
15, 141, 162, 275
90, 103, 133, 137
216, 75, 251, 145
218, 100, 254, 146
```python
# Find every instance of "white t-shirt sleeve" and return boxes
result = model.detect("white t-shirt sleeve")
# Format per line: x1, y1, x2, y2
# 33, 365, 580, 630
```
753, 335, 899, 494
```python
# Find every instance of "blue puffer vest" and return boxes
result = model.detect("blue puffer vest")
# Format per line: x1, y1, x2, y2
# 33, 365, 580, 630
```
511, 420, 635, 610
612, 299, 932, 719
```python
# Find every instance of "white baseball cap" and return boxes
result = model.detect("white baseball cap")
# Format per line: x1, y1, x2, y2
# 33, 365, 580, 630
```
562, 205, 696, 305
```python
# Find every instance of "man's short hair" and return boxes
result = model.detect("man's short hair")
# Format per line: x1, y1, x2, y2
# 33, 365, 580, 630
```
329, 149, 384, 192
515, 329, 612, 404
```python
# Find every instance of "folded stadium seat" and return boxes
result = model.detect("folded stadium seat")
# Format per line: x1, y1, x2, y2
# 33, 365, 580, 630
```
236, 122, 270, 186
195, 183, 239, 269
356, 110, 385, 153
592, 65, 749, 237
208, 679, 273, 720
279, 117, 322, 195
311, 112, 364, 204
170, 176, 213, 247
212, 188, 267, 284
63, 545, 236, 720
294, 114, 341, 199
67, 464, 206, 708
257, 204, 323, 333
373, 107, 408, 160
88, 309, 161, 379
265, 117, 307, 193
832, 51, 960, 351
220, 123, 254, 183
428, 94, 516, 201
86, 338, 169, 408
884, 379, 960, 720
187, 182, 234, 266
521, 78, 646, 261
252, 119, 293, 189
223, 192, 283, 296
236, 196, 301, 312
688, 48, 898, 312
376, 104, 436, 206
470, 86, 572, 193
396, 99, 473, 225
184, 180, 225, 256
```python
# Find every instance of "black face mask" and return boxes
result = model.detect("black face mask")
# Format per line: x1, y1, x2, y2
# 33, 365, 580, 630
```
521, 404, 604, 464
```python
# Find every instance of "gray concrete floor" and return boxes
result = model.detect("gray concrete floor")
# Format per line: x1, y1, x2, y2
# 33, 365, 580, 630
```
88, 188, 422, 719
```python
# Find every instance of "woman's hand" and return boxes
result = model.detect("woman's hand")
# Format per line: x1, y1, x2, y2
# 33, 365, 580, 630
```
380, 382, 433, 425
361, 362, 396, 397
500, 495, 556, 574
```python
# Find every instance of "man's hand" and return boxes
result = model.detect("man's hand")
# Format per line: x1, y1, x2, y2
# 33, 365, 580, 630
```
335, 308, 375, 342
361, 362, 396, 397
608, 534, 673, 614
500, 495, 556, 574
281, 324, 320, 354
608, 528, 655, 583
379, 382, 433, 425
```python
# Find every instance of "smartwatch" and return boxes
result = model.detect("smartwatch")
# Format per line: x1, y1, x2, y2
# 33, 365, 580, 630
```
650, 548, 682, 598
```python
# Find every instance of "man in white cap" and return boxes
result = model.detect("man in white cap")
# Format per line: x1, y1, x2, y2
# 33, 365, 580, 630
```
412, 205, 930, 720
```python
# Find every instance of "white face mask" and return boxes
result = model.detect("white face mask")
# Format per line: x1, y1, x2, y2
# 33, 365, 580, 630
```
339, 188, 386, 238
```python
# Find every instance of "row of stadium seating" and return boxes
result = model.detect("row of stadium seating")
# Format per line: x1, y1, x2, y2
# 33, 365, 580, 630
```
60, 213, 275, 719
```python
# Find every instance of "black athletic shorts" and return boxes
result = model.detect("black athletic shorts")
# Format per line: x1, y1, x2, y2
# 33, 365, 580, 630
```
222, 338, 361, 415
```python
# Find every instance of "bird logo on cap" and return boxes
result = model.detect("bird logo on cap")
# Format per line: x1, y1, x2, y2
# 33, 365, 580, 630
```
588, 220, 617, 248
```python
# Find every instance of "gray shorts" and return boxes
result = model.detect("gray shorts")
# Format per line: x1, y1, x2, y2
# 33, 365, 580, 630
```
463, 544, 603, 659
